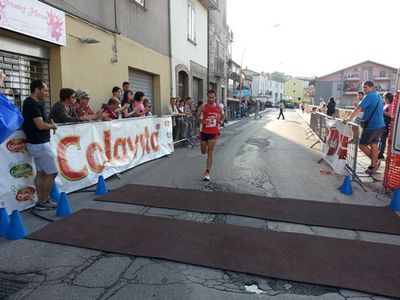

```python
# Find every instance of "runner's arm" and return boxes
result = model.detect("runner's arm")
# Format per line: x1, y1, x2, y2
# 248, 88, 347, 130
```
196, 104, 205, 124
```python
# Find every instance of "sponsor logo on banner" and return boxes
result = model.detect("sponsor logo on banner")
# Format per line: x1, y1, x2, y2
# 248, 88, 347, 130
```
6, 138, 27, 153
11, 185, 36, 202
56, 127, 161, 181
9, 163, 33, 178
164, 120, 170, 127
0, 116, 173, 212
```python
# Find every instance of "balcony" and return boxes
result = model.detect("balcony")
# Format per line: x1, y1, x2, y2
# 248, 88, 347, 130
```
374, 76, 390, 81
344, 76, 360, 81
198, 0, 219, 10
229, 71, 241, 82
214, 57, 225, 77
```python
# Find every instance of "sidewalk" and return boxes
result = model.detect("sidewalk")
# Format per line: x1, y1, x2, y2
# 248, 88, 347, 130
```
295, 109, 386, 191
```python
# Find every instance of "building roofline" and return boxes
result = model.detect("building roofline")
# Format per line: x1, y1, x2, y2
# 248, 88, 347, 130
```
316, 60, 398, 80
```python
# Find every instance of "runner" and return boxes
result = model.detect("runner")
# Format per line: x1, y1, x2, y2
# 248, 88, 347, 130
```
196, 90, 225, 181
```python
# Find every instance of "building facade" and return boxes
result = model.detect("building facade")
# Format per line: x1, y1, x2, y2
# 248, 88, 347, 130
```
284, 78, 308, 102
170, 0, 216, 105
314, 60, 398, 108
208, 0, 230, 106
1, 0, 171, 115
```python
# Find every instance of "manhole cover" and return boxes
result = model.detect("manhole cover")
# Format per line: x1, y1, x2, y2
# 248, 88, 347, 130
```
0, 278, 28, 299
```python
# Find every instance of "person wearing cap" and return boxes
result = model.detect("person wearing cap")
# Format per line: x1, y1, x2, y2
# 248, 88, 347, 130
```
75, 89, 103, 121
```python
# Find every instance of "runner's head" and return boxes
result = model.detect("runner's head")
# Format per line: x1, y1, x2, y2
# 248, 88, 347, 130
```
207, 90, 216, 104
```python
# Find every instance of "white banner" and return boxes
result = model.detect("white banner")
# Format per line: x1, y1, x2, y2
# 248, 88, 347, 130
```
322, 118, 351, 174
0, 117, 173, 213
0, 0, 66, 46
392, 99, 400, 155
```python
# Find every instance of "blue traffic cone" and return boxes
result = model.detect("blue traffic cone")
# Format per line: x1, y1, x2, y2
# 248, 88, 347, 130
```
6, 210, 27, 240
95, 175, 108, 195
56, 192, 72, 217
390, 189, 400, 212
0, 207, 10, 237
50, 182, 60, 202
340, 175, 353, 195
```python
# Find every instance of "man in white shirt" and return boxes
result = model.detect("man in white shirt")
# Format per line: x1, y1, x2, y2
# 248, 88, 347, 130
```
277, 101, 285, 120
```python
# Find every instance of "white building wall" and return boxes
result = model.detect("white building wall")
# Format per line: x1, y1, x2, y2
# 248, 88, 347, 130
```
170, 0, 208, 96
252, 75, 260, 96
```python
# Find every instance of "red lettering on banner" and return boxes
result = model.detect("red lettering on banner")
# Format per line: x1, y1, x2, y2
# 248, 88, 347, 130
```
57, 136, 88, 180
86, 143, 106, 173
113, 138, 127, 161
104, 130, 111, 161
127, 136, 139, 158
151, 131, 160, 152
56, 127, 162, 180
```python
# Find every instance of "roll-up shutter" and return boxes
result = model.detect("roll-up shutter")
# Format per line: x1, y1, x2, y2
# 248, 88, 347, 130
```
129, 69, 154, 101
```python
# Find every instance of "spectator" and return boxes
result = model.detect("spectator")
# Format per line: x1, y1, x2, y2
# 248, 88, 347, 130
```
143, 98, 153, 116
178, 99, 186, 114
121, 81, 130, 100
378, 92, 394, 159
75, 89, 103, 121
22, 80, 58, 210
102, 98, 127, 121
321, 104, 327, 114
301, 101, 305, 113
349, 91, 365, 143
49, 88, 81, 123
121, 90, 136, 118
319, 98, 326, 109
111, 86, 122, 101
326, 97, 336, 117
185, 97, 196, 115
164, 97, 187, 140
133, 91, 146, 117
345, 81, 385, 174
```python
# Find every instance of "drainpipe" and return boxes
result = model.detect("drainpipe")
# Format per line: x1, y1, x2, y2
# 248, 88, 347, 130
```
168, 0, 173, 97
207, 10, 210, 91
111, 0, 120, 64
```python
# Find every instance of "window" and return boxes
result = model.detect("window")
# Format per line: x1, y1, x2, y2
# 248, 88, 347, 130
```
379, 71, 386, 77
216, 39, 220, 58
134, 0, 145, 6
363, 70, 369, 80
187, 3, 196, 42
337, 83, 341, 91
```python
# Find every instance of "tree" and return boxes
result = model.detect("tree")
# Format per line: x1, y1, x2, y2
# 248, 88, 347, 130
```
269, 71, 286, 83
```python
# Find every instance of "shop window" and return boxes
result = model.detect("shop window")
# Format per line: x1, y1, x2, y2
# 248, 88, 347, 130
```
0, 51, 50, 114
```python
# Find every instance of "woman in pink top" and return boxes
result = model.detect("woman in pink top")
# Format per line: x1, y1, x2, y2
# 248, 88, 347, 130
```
133, 91, 146, 117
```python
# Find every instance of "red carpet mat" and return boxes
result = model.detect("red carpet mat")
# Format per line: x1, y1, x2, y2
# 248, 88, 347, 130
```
28, 209, 400, 298
94, 184, 400, 235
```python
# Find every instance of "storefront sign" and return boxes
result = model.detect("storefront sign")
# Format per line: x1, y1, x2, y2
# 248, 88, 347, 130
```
0, 0, 66, 45
0, 117, 173, 213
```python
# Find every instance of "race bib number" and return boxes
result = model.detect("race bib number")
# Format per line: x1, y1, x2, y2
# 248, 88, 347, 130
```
205, 117, 217, 127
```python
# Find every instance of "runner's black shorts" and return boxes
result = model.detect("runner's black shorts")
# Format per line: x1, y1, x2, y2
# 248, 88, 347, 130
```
199, 132, 219, 141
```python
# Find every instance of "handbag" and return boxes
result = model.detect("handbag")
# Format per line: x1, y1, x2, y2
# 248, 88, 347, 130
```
360, 99, 379, 129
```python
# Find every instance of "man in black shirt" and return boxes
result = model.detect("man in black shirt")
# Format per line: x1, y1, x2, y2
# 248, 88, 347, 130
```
22, 80, 58, 210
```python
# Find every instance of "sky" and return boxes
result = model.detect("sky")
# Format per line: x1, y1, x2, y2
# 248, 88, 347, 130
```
227, 0, 399, 78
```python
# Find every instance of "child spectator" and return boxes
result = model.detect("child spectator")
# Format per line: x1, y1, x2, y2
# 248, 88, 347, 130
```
133, 91, 146, 117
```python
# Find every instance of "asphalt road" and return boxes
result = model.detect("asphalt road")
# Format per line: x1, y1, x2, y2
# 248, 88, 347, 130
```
0, 109, 398, 300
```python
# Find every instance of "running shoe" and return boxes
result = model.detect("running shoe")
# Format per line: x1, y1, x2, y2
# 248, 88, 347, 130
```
365, 161, 381, 175
203, 171, 210, 181
35, 199, 58, 210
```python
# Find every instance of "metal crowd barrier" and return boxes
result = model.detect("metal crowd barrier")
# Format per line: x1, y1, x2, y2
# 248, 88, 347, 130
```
307, 111, 366, 190
171, 115, 198, 146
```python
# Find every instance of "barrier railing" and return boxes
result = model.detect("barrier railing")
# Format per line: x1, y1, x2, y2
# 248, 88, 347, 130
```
306, 111, 366, 190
